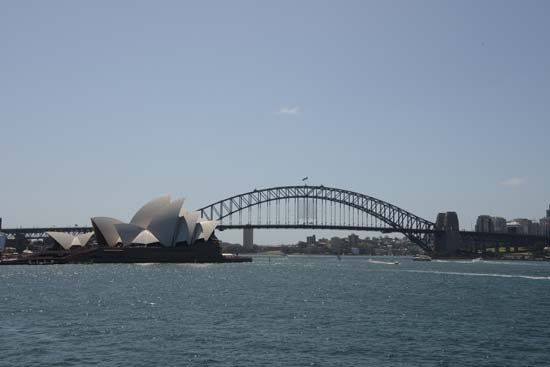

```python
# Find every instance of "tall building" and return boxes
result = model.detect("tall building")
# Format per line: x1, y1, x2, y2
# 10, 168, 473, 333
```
475, 215, 493, 232
547, 204, 550, 218
529, 222, 540, 236
540, 218, 550, 237
306, 235, 316, 246
509, 218, 532, 235
492, 217, 507, 233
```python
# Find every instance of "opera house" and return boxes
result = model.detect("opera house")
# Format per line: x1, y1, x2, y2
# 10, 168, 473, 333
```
43, 195, 249, 263
90, 195, 220, 248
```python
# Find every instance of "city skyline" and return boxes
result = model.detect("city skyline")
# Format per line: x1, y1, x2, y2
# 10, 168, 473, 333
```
1, 1, 550, 244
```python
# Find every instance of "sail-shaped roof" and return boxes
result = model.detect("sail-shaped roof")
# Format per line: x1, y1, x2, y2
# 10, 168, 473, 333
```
114, 223, 145, 247
147, 198, 184, 247
194, 220, 220, 243
46, 231, 95, 250
175, 211, 200, 244
132, 230, 159, 245
91, 217, 123, 247
130, 195, 172, 228
90, 196, 219, 248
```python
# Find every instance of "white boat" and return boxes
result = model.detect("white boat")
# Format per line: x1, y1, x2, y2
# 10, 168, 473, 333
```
413, 255, 432, 261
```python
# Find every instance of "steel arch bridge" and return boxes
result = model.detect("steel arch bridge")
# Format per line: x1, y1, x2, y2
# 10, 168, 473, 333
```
198, 185, 436, 253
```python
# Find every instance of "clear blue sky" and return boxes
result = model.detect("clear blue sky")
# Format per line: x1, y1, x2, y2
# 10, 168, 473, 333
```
1, 1, 549, 244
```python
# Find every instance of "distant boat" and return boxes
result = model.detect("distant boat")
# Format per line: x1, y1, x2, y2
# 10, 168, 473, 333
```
413, 255, 432, 261
368, 259, 399, 265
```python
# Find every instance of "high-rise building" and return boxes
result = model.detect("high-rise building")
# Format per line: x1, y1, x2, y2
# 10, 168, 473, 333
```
510, 218, 532, 235
492, 217, 507, 233
546, 204, 550, 218
306, 235, 316, 245
540, 218, 550, 237
475, 215, 493, 232
529, 222, 540, 236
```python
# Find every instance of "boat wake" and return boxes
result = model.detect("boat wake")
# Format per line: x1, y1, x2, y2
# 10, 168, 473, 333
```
404, 269, 550, 281
434, 259, 477, 264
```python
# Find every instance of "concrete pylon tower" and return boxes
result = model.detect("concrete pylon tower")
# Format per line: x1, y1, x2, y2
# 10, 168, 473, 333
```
434, 211, 463, 257
243, 226, 254, 248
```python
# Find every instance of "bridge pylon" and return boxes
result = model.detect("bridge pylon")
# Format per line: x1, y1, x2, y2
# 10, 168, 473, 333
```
434, 212, 464, 257
243, 226, 254, 249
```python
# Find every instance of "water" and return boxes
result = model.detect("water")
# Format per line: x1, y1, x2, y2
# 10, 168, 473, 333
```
1, 256, 550, 366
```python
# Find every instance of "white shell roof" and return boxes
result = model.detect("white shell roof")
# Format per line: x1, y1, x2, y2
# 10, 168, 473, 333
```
147, 198, 184, 247
77, 232, 95, 246
114, 223, 145, 247
91, 196, 219, 248
130, 195, 172, 228
132, 230, 159, 245
175, 211, 200, 244
91, 217, 123, 247
46, 231, 94, 250
195, 220, 220, 243
46, 232, 75, 250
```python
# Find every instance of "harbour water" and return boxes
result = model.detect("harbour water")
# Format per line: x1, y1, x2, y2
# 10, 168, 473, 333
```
1, 256, 549, 366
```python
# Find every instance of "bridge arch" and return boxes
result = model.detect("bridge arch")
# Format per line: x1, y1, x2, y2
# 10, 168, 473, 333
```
198, 186, 435, 253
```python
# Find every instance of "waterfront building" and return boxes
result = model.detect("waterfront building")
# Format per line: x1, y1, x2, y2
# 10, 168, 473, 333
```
91, 195, 220, 248
547, 204, 550, 218
306, 235, 316, 246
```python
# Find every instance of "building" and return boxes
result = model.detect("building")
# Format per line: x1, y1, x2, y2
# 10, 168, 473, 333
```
492, 217, 507, 233
540, 218, 550, 237
475, 215, 493, 232
507, 219, 532, 235
547, 204, 550, 218
529, 222, 540, 236
306, 235, 316, 246
91, 195, 220, 248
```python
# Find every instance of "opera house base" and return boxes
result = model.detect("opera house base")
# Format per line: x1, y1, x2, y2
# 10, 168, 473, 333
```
0, 244, 252, 265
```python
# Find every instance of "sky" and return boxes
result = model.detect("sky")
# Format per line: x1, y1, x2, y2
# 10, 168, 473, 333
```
1, 0, 549, 244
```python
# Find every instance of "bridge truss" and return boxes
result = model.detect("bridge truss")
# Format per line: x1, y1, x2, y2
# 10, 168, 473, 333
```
198, 185, 435, 253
